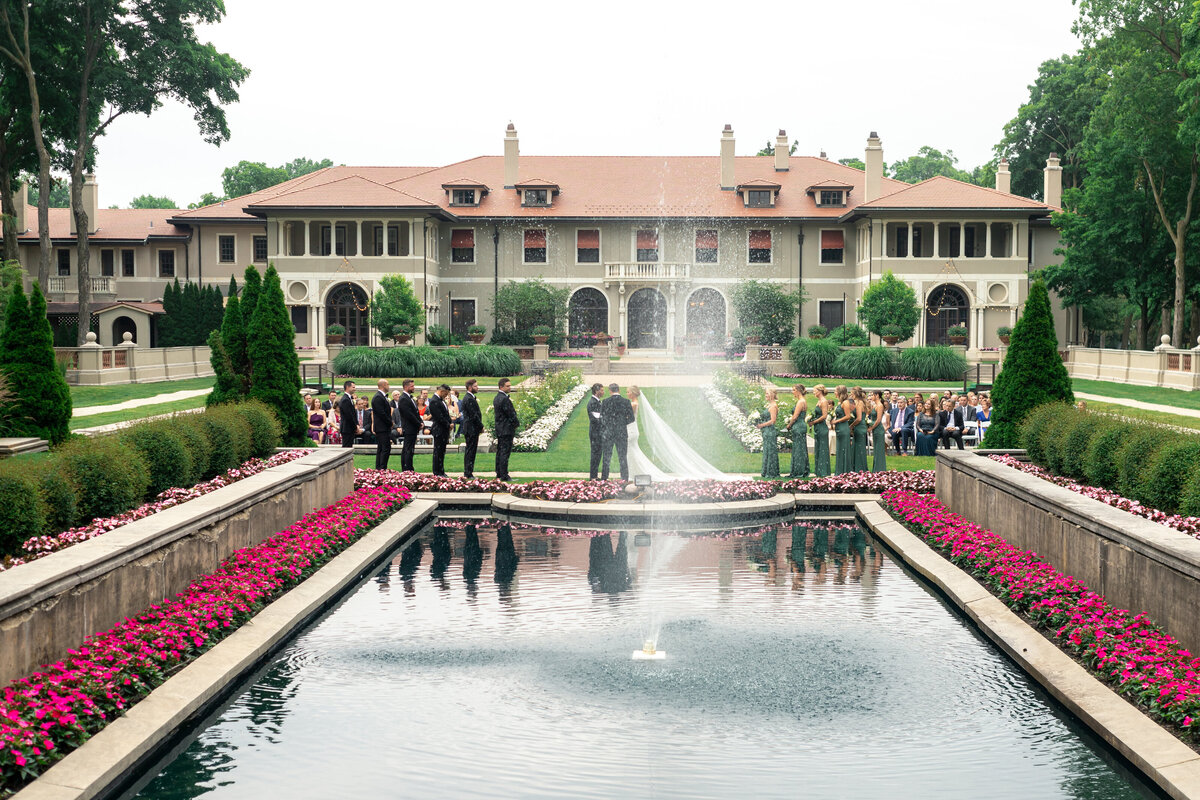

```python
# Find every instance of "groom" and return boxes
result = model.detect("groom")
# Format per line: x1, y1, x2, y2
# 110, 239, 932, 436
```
600, 382, 635, 481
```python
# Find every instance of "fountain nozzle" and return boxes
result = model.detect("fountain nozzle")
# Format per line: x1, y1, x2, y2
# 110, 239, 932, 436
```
632, 640, 666, 661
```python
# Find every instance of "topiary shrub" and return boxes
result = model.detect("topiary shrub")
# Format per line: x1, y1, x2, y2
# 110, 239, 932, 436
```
828, 323, 869, 346
199, 414, 239, 478
1062, 411, 1103, 481
203, 404, 254, 465
165, 414, 211, 486
120, 421, 194, 500
248, 266, 306, 444
238, 400, 283, 458
1116, 426, 1172, 503
58, 436, 150, 522
1140, 439, 1200, 515
1043, 408, 1088, 477
25, 459, 77, 534
1083, 418, 1135, 490
831, 346, 897, 379
1018, 402, 1059, 464
983, 278, 1073, 448
899, 346, 970, 381
0, 469, 45, 556
1180, 467, 1200, 517
787, 337, 839, 375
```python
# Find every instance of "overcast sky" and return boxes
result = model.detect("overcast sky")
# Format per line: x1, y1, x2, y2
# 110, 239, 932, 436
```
92, 0, 1083, 208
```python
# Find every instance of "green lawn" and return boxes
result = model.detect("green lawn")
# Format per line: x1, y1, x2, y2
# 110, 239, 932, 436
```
1086, 401, 1200, 433
70, 397, 206, 430
1072, 378, 1200, 411
70, 376, 215, 408
770, 376, 960, 390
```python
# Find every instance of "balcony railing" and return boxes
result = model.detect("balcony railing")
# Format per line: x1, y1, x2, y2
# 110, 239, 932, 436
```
604, 262, 690, 281
46, 276, 115, 296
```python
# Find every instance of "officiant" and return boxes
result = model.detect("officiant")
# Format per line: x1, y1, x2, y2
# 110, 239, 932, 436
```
587, 383, 604, 480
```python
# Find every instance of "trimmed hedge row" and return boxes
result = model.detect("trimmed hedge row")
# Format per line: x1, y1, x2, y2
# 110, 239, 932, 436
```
1019, 402, 1200, 517
0, 401, 283, 557
332, 345, 522, 378
785, 340, 968, 381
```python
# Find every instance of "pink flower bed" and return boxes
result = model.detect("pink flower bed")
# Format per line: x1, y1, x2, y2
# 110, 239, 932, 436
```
988, 455, 1200, 540
510, 479, 625, 502
508, 478, 778, 504
354, 469, 513, 494
0, 485, 412, 792
883, 490, 1198, 740
2, 450, 311, 572
778, 470, 936, 494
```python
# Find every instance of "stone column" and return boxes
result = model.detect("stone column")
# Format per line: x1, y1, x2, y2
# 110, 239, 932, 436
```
303, 221, 311, 256
618, 282, 627, 346
932, 222, 939, 258
666, 283, 677, 350
906, 223, 914, 259
985, 223, 993, 258
355, 220, 363, 257
382, 222, 390, 257
957, 222, 965, 258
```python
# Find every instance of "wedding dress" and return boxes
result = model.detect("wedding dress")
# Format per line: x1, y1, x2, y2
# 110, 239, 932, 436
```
624, 394, 725, 479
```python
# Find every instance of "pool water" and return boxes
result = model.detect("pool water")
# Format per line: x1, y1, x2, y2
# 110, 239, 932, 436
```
129, 520, 1156, 799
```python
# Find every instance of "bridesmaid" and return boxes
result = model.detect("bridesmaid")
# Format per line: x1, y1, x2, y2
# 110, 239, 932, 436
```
870, 390, 887, 472
785, 384, 809, 479
757, 388, 781, 479
810, 385, 831, 477
850, 387, 868, 472
832, 385, 852, 475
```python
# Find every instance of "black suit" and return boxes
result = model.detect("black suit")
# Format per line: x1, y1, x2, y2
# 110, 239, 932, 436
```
393, 391, 422, 472
493, 390, 519, 481
428, 394, 451, 476
938, 407, 965, 450
459, 391, 483, 478
337, 393, 357, 448
587, 393, 604, 479
371, 390, 393, 469
600, 393, 636, 480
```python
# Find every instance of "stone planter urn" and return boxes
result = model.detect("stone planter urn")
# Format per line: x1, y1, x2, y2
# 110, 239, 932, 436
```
746, 336, 761, 345
468, 334, 484, 344
999, 335, 1011, 345
532, 335, 549, 345
393, 334, 411, 345
948, 335, 967, 345
882, 335, 899, 346
326, 334, 344, 345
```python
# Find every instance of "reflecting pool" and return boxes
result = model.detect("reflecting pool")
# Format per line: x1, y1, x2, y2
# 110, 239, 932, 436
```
129, 520, 1156, 799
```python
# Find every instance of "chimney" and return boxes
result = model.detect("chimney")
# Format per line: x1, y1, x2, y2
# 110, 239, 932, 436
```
1043, 153, 1062, 208
68, 174, 99, 235
864, 131, 884, 202
11, 182, 26, 233
503, 122, 519, 189
720, 124, 736, 190
995, 158, 1011, 194
774, 129, 789, 171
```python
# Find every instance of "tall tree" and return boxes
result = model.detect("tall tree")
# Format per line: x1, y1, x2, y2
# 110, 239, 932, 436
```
220, 156, 333, 198
888, 146, 972, 183
128, 193, 176, 209
371, 274, 424, 340
247, 265, 304, 443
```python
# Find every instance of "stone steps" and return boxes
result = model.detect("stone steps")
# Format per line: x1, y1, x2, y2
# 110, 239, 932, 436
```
0, 437, 48, 458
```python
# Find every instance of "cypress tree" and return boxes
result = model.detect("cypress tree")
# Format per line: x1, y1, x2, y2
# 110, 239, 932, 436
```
0, 283, 31, 372
207, 287, 248, 405
182, 281, 202, 345
248, 265, 305, 443
26, 284, 72, 443
983, 277, 1074, 448
241, 265, 262, 328
158, 279, 178, 346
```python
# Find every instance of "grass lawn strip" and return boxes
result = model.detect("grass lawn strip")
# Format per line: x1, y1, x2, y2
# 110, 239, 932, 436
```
1072, 378, 1200, 412
1085, 401, 1200, 434
69, 377, 215, 409
68, 397, 208, 431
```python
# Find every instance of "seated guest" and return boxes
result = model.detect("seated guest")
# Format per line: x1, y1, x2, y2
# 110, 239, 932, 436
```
889, 396, 914, 455
938, 398, 965, 450
976, 397, 992, 436
915, 399, 939, 456
355, 397, 374, 444
305, 395, 327, 443
321, 390, 338, 412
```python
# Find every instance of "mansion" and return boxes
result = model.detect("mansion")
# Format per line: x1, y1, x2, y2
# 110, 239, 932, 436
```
4, 125, 1068, 353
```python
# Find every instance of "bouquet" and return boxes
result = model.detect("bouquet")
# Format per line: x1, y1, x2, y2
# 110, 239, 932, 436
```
748, 410, 762, 424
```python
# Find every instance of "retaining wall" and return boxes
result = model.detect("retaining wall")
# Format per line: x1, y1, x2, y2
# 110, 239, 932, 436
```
0, 448, 353, 687
936, 449, 1200, 655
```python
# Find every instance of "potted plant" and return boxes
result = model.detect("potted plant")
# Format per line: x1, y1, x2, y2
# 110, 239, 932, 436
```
947, 324, 968, 345
392, 323, 415, 345
532, 324, 552, 344
468, 324, 487, 344
326, 323, 346, 344
881, 324, 902, 346
744, 325, 764, 345
808, 324, 827, 340
616, 337, 626, 357
997, 325, 1012, 345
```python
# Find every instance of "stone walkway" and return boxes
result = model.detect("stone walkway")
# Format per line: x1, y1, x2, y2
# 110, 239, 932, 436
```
74, 407, 203, 437
1075, 391, 1200, 420
73, 388, 210, 417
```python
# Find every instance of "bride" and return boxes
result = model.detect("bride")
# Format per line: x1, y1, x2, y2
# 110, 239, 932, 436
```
625, 386, 725, 479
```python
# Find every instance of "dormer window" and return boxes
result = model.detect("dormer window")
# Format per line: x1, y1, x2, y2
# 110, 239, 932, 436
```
748, 190, 772, 208
452, 189, 476, 205
515, 179, 560, 208
819, 190, 844, 206
807, 181, 852, 207
735, 181, 781, 208
523, 189, 549, 206
441, 181, 488, 206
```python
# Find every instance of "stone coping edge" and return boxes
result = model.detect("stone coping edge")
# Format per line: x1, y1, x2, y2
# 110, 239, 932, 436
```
857, 500, 1200, 800
13, 498, 438, 800
0, 448, 351, 620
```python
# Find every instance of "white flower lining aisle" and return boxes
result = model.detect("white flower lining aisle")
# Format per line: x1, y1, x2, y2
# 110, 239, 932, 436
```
514, 382, 590, 452
703, 383, 763, 452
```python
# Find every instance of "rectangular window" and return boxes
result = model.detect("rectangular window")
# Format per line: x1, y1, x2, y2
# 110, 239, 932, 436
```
388, 225, 402, 256
253, 235, 267, 262
523, 228, 547, 263
320, 225, 347, 256
290, 306, 308, 333
451, 189, 476, 205
451, 229, 475, 263
523, 189, 549, 206
122, 249, 135, 277
218, 234, 235, 263
819, 300, 845, 332
748, 230, 772, 263
819, 190, 844, 206
57, 249, 70, 276
695, 229, 718, 263
964, 225, 977, 257
912, 226, 923, 257
451, 299, 476, 337
895, 226, 908, 258
100, 249, 114, 277
158, 250, 175, 278
576, 229, 600, 263
820, 230, 845, 265
747, 190, 772, 208
635, 229, 658, 262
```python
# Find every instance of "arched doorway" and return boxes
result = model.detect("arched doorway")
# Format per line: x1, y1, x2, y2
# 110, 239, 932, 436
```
627, 288, 666, 349
326, 283, 370, 346
925, 284, 970, 346
568, 288, 607, 347
686, 288, 726, 349
112, 315, 137, 344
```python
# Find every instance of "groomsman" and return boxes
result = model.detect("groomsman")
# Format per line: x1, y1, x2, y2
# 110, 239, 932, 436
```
587, 383, 604, 480
371, 379, 393, 470
428, 384, 452, 477
492, 378, 519, 481
600, 383, 635, 480
336, 380, 358, 448
460, 379, 483, 479
394, 378, 422, 471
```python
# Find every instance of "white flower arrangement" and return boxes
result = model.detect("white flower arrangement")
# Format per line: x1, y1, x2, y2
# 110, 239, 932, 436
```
704, 383, 763, 452
513, 382, 591, 452
748, 410, 762, 423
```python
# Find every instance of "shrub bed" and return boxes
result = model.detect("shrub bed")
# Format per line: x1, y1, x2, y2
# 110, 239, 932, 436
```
778, 470, 936, 494
883, 489, 1198, 742
831, 346, 898, 379
2, 450, 308, 570
354, 469, 513, 494
332, 345, 521, 378
898, 346, 969, 381
787, 337, 839, 376
0, 485, 412, 794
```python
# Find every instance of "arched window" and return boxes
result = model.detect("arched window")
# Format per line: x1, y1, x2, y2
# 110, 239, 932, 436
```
326, 283, 370, 346
925, 284, 970, 346
568, 288, 608, 347
627, 288, 666, 349
686, 288, 726, 348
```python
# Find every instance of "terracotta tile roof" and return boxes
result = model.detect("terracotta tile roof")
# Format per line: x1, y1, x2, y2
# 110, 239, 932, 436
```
245, 174, 437, 210
853, 175, 1050, 211
513, 178, 561, 189
17, 208, 189, 241
440, 178, 490, 189
735, 178, 782, 190
806, 179, 854, 191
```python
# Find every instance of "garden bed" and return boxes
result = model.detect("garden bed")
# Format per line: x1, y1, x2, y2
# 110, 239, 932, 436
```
354, 469, 512, 494
509, 478, 778, 504
778, 470, 936, 494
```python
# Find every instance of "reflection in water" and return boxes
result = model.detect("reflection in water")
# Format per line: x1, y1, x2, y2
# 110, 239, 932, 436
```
493, 523, 519, 603
430, 526, 452, 589
398, 539, 424, 596
462, 523, 483, 598
587, 533, 633, 595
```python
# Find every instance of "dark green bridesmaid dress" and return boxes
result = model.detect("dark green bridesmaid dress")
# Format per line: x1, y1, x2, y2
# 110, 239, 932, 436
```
834, 402, 851, 475
789, 404, 809, 478
851, 403, 868, 473
759, 405, 780, 479
812, 405, 831, 477
871, 407, 887, 472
